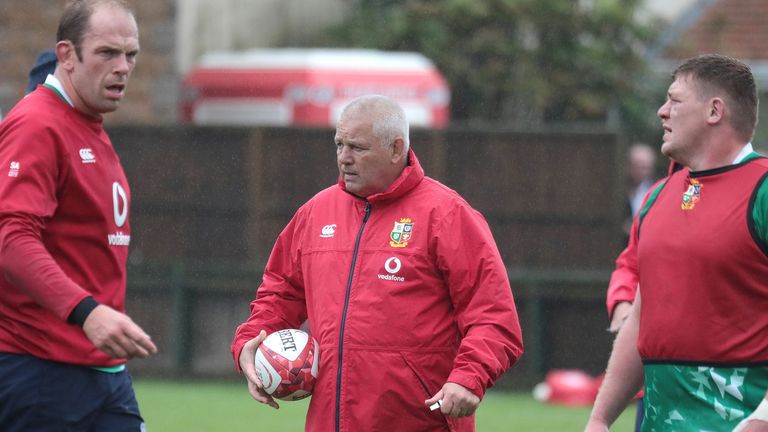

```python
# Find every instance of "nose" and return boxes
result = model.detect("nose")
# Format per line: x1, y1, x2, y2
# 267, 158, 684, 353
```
657, 100, 670, 119
114, 54, 132, 76
337, 145, 352, 164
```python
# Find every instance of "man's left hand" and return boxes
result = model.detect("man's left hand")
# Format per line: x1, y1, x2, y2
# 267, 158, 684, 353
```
82, 304, 157, 359
425, 382, 480, 418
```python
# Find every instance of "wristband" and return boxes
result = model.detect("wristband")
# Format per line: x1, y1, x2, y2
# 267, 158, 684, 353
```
67, 296, 100, 326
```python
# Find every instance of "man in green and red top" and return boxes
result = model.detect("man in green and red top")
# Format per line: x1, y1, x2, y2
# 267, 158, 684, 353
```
0, 1, 157, 430
587, 54, 768, 431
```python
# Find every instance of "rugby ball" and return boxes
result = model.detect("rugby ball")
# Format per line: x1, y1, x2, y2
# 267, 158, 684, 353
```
254, 328, 319, 401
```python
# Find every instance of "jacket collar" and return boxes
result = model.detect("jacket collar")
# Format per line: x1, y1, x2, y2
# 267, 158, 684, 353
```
338, 148, 425, 203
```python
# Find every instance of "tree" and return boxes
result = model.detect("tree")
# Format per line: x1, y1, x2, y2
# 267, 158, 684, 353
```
323, 0, 661, 139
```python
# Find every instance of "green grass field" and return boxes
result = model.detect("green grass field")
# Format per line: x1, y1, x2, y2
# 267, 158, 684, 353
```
134, 379, 637, 431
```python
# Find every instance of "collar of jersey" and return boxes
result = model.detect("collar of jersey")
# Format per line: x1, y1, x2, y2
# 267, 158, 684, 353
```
42, 74, 74, 107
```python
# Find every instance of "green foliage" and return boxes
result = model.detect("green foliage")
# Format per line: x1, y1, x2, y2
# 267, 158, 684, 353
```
323, 0, 661, 140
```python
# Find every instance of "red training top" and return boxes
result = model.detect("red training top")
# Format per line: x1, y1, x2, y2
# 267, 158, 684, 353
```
637, 160, 768, 363
0, 86, 131, 367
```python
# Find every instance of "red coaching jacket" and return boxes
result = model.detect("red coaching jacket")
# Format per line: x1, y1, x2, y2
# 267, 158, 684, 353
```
232, 149, 523, 432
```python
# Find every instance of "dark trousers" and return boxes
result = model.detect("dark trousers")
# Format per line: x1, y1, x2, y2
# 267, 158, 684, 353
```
0, 352, 144, 432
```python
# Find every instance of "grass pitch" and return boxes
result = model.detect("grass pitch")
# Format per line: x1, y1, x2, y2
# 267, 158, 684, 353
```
134, 379, 636, 431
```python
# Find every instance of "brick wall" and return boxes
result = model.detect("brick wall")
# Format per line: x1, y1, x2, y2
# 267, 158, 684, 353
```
0, 0, 176, 124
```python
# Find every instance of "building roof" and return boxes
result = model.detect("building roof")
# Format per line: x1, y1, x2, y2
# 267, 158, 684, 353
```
650, 0, 768, 86
664, 0, 768, 60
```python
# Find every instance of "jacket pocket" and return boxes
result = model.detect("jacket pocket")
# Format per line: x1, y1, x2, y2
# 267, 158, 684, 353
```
399, 350, 455, 431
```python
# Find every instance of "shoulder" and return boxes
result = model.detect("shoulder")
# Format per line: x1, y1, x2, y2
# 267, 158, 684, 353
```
418, 176, 474, 208
750, 156, 768, 170
413, 177, 487, 228
1, 90, 69, 139
305, 184, 345, 206
293, 185, 348, 217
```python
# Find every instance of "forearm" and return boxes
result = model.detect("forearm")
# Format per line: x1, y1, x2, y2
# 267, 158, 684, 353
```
448, 300, 523, 398
0, 217, 88, 320
590, 300, 644, 426
606, 232, 639, 318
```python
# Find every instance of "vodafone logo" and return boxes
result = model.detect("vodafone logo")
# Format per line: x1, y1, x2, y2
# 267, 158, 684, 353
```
379, 257, 405, 282
107, 182, 131, 247
320, 224, 336, 238
384, 257, 401, 274
112, 182, 128, 227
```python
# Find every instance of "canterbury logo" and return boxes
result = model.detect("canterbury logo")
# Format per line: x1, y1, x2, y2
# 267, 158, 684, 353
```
79, 148, 96, 163
320, 224, 336, 238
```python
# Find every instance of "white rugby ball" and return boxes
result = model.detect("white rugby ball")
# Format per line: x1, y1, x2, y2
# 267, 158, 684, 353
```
254, 328, 319, 401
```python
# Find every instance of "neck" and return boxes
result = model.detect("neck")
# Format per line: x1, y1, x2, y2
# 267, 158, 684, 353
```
53, 69, 100, 119
675, 126, 749, 171
686, 140, 749, 171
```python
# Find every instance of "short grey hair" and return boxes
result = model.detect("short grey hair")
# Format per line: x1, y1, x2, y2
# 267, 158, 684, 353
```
340, 95, 410, 152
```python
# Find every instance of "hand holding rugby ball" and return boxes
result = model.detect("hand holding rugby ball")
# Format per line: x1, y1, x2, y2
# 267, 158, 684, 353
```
254, 329, 319, 401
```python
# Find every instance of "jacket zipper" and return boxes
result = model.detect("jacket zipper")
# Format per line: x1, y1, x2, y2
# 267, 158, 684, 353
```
335, 201, 371, 432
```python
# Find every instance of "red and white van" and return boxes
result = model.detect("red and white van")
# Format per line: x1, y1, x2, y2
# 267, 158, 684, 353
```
179, 48, 450, 128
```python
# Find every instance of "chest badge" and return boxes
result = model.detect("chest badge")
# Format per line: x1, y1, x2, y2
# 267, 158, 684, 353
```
8, 161, 20, 177
389, 218, 414, 248
79, 148, 96, 164
681, 178, 702, 210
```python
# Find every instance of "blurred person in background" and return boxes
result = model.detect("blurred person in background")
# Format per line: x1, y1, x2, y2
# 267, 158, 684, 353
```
232, 94, 523, 431
586, 53, 768, 432
623, 143, 657, 238
0, 1, 157, 431
26, 49, 58, 94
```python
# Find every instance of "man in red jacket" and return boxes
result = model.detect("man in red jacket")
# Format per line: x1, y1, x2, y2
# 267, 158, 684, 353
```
232, 94, 523, 431
0, 1, 157, 431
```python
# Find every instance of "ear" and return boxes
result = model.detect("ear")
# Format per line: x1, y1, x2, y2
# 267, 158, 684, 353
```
707, 98, 725, 125
390, 137, 406, 164
54, 40, 76, 72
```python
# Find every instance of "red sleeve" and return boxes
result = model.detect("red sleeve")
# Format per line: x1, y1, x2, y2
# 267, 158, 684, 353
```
605, 175, 669, 319
230, 208, 308, 372
0, 215, 88, 320
605, 216, 639, 319
0, 110, 88, 320
436, 203, 523, 399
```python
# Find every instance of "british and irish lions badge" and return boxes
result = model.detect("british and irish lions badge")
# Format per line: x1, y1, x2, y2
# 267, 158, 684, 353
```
681, 178, 702, 210
389, 218, 413, 248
